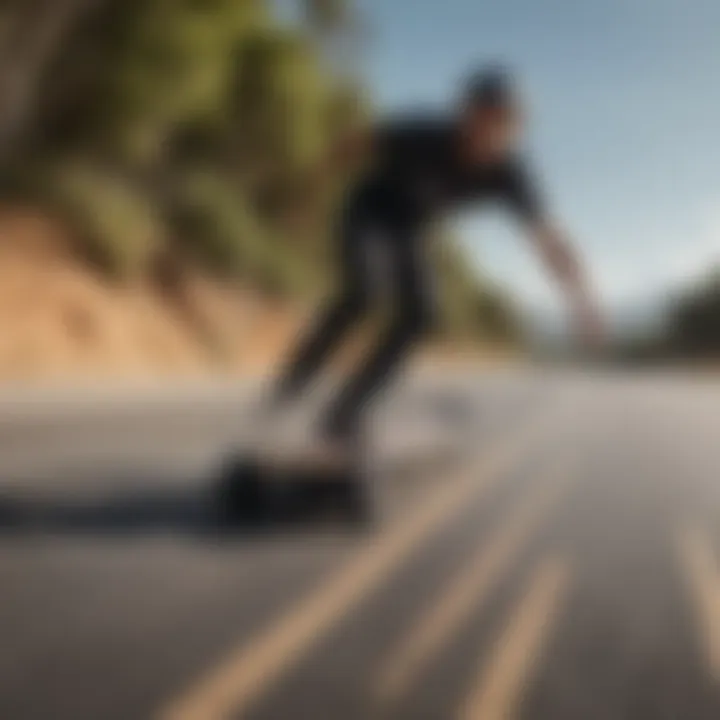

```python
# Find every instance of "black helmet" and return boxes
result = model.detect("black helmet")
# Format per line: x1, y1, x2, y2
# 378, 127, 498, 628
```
463, 65, 517, 109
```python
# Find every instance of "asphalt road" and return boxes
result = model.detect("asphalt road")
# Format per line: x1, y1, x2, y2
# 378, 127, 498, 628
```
1, 368, 720, 719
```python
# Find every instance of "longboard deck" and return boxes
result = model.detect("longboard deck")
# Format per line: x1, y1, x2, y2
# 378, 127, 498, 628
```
215, 450, 371, 529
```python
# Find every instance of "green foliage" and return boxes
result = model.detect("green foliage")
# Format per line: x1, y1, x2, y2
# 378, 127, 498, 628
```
666, 270, 720, 357
228, 29, 329, 173
170, 170, 322, 296
614, 268, 720, 363
304, 0, 349, 32
107, 0, 266, 163
0, 0, 518, 343
171, 171, 266, 276
42, 162, 164, 279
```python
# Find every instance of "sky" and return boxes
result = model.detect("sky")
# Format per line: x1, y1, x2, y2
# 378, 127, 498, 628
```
347, 0, 720, 316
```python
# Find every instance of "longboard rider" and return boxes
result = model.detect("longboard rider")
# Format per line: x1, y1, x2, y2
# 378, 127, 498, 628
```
264, 66, 603, 465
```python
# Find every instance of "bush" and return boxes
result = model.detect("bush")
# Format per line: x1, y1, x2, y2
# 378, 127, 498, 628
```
11, 161, 164, 280
170, 170, 322, 297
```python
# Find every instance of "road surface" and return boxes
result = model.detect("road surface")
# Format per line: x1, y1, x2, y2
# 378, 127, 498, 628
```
1, 368, 720, 719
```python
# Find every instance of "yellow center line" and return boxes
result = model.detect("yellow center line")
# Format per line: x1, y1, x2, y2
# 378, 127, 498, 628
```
158, 407, 567, 720
375, 455, 575, 703
459, 557, 570, 720
678, 525, 720, 678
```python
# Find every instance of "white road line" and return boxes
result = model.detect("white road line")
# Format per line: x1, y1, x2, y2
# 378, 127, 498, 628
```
159, 408, 566, 720
459, 557, 570, 720
678, 526, 720, 678
375, 455, 574, 702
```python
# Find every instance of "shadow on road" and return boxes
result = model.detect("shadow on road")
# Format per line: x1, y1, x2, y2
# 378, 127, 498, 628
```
0, 444, 466, 540
0, 478, 209, 535
0, 469, 373, 540
0, 389, 485, 540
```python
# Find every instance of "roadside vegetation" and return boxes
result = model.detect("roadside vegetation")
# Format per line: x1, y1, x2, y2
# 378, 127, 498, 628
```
0, 0, 519, 375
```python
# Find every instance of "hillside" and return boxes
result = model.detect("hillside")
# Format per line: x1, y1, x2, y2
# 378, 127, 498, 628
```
0, 209, 304, 379
0, 0, 519, 380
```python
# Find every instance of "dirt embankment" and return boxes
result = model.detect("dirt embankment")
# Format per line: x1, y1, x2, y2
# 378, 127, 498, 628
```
0, 210, 308, 380
0, 209, 517, 382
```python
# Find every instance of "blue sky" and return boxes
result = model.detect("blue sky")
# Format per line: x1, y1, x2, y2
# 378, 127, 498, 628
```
276, 0, 720, 313
350, 0, 720, 313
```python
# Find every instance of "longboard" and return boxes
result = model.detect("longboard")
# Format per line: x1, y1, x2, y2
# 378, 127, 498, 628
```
215, 386, 477, 529
215, 448, 372, 529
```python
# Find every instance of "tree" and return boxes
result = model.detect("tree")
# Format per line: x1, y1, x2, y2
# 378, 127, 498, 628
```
0, 0, 105, 166
667, 272, 720, 357
303, 0, 368, 83
0, 0, 520, 343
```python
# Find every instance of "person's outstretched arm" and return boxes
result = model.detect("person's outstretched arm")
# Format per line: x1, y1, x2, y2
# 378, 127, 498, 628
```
503, 161, 605, 348
528, 220, 604, 348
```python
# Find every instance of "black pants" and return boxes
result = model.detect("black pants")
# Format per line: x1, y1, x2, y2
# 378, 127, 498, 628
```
272, 194, 435, 441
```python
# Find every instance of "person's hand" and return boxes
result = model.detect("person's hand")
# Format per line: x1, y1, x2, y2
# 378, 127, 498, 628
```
573, 299, 606, 352
529, 223, 606, 352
